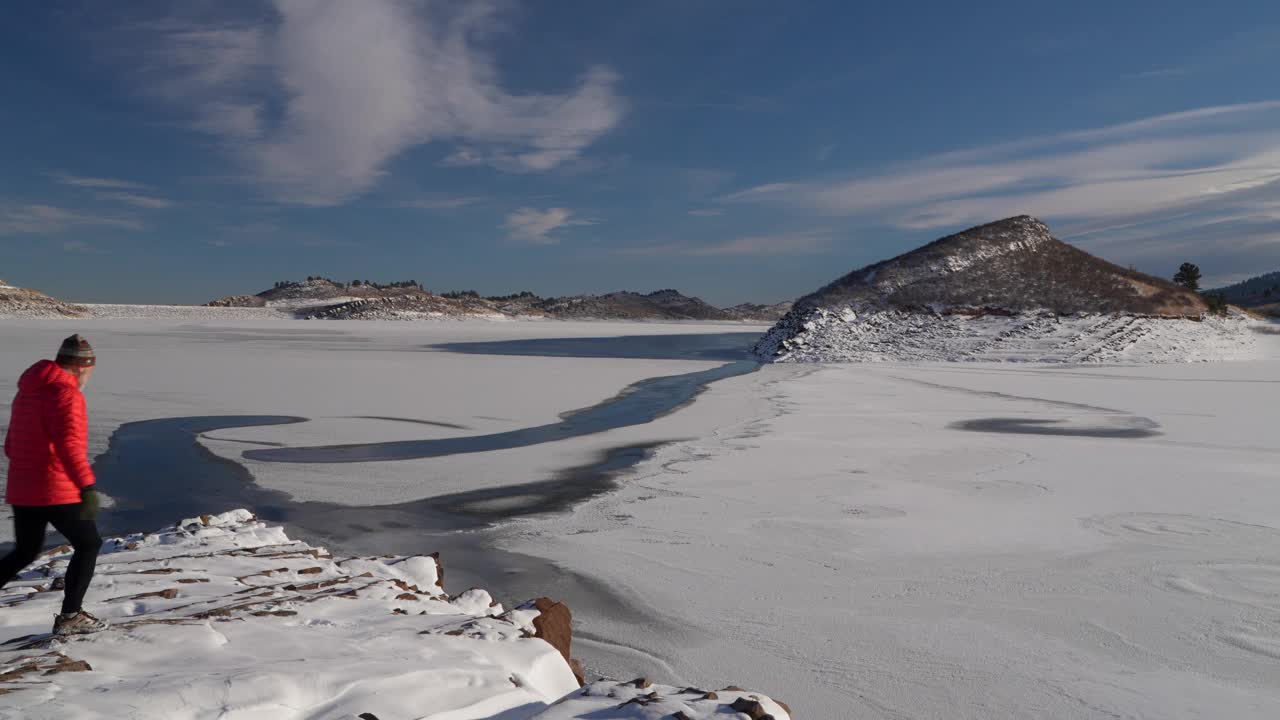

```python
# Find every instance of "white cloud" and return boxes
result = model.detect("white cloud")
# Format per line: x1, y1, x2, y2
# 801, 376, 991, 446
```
0, 204, 145, 235
502, 207, 594, 244
687, 209, 724, 217
722, 101, 1280, 232
135, 2, 626, 206
622, 231, 831, 257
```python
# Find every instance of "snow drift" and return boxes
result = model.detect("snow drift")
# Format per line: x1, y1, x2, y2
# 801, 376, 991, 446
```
0, 511, 792, 719
755, 216, 1256, 363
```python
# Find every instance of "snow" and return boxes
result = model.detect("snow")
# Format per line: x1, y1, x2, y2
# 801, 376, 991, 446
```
0, 511, 791, 719
757, 307, 1258, 363
6, 314, 1280, 717
497, 327, 1280, 717
0, 510, 580, 718
82, 304, 294, 320
538, 681, 794, 719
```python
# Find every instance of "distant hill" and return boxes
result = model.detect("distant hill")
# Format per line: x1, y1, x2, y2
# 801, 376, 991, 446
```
0, 278, 87, 318
755, 216, 1253, 363
537, 289, 732, 320
723, 301, 793, 322
1208, 271, 1280, 315
207, 278, 425, 308
210, 280, 787, 322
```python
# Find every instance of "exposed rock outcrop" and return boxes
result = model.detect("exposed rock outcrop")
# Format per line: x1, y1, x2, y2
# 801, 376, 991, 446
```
0, 279, 86, 319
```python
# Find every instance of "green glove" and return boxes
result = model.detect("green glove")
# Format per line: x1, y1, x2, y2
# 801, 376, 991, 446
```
79, 486, 101, 521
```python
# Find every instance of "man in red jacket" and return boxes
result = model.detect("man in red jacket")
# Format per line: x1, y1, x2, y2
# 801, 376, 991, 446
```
1, 334, 107, 636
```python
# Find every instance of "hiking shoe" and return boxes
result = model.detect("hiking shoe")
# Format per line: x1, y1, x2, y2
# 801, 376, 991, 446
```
53, 611, 109, 637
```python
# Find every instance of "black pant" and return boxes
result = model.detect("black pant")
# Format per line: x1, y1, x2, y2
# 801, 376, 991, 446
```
0, 504, 102, 615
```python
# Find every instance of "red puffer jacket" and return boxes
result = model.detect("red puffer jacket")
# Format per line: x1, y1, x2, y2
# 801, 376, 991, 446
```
4, 360, 96, 506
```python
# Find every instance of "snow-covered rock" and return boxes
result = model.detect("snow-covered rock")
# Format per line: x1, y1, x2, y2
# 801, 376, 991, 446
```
756, 307, 1258, 363
755, 216, 1256, 363
0, 511, 792, 719
539, 680, 794, 719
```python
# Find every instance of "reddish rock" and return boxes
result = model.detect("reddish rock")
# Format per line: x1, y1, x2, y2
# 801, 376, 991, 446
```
133, 588, 180, 600
529, 597, 581, 685
44, 657, 92, 675
730, 697, 770, 719
430, 552, 445, 590
530, 598, 572, 659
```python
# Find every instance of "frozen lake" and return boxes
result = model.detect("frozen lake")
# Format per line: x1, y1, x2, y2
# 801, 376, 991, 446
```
3, 317, 1280, 718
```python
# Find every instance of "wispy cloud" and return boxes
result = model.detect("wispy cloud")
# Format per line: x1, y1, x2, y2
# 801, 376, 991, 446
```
48, 172, 150, 191
128, 2, 626, 206
502, 207, 594, 244
678, 168, 736, 197
722, 101, 1280, 232
1123, 67, 1189, 80
816, 143, 838, 161
687, 209, 724, 217
401, 196, 483, 211
96, 192, 175, 209
621, 231, 832, 257
0, 204, 145, 235
47, 172, 173, 209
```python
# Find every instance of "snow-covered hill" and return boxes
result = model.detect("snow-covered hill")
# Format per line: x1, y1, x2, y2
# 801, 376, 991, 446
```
0, 511, 792, 719
756, 217, 1256, 363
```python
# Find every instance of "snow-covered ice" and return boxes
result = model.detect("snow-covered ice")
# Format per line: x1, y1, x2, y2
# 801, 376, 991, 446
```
0, 318, 756, 515
498, 325, 1280, 717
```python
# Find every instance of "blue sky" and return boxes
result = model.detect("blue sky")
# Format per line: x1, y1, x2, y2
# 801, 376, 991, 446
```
2, 1, 1279, 305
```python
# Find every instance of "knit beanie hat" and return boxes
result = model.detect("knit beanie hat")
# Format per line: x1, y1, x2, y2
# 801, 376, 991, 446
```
56, 334, 96, 367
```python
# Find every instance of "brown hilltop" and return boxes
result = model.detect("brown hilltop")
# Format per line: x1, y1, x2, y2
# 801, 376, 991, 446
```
0, 279, 87, 318
794, 215, 1206, 317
